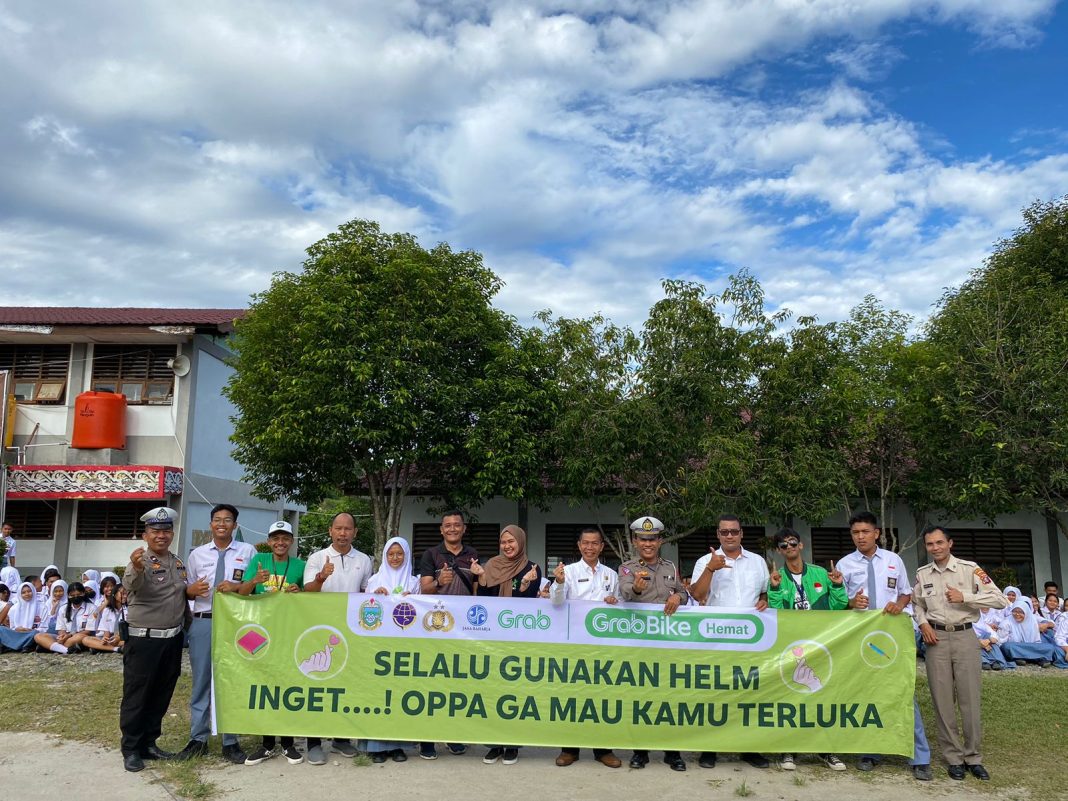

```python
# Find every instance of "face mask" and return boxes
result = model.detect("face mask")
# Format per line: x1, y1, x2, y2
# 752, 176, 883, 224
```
69, 595, 84, 605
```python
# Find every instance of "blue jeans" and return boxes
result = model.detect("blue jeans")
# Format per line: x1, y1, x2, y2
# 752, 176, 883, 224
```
863, 698, 930, 766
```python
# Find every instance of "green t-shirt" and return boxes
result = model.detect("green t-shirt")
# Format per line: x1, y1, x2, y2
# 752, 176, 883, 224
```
247, 553, 307, 594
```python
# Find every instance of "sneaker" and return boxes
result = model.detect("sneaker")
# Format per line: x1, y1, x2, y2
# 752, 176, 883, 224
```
820, 754, 846, 771
502, 748, 519, 765
780, 754, 796, 771
420, 745, 438, 760
857, 757, 877, 771
332, 740, 358, 758
307, 745, 327, 766
392, 749, 407, 763
244, 746, 274, 766
483, 747, 504, 764
446, 743, 467, 756
282, 746, 304, 765
221, 744, 248, 765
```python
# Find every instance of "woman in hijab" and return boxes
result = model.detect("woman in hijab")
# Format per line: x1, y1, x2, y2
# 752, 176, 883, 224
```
364, 537, 420, 763
38, 565, 61, 603
81, 569, 101, 586
470, 526, 542, 766
33, 579, 70, 653
0, 582, 41, 652
82, 583, 124, 654
0, 566, 20, 594
998, 599, 1068, 668
974, 607, 1014, 670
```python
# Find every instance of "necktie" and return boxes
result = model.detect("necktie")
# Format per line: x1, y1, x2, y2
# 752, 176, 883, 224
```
214, 545, 227, 591
866, 555, 878, 607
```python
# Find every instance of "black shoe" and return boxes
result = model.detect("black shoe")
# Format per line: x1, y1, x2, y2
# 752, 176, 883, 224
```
629, 752, 649, 769
857, 757, 877, 771
948, 764, 966, 780
222, 744, 247, 765
483, 747, 504, 764
446, 743, 467, 755
967, 764, 990, 780
991, 662, 1004, 671
372, 753, 387, 763
912, 764, 933, 781
698, 752, 717, 768
741, 753, 770, 769
140, 744, 175, 760
392, 749, 407, 763
664, 752, 686, 771
174, 740, 209, 761
124, 753, 145, 772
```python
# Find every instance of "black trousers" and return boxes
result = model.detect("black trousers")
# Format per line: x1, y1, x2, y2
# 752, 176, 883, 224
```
120, 633, 183, 756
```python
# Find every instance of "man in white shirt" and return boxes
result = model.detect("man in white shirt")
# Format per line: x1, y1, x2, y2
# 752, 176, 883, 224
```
302, 512, 371, 765
176, 503, 256, 764
689, 514, 770, 770
550, 527, 622, 769
836, 510, 932, 781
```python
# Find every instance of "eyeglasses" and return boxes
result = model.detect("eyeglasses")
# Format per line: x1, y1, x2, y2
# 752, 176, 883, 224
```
777, 540, 800, 549
717, 529, 742, 536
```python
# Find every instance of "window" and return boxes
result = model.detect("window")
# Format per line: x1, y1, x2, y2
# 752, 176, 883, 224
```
0, 345, 70, 404
2, 500, 57, 539
544, 523, 626, 570
810, 527, 901, 565
945, 528, 1035, 596
677, 525, 767, 577
90, 345, 176, 404
412, 522, 501, 561
76, 500, 158, 539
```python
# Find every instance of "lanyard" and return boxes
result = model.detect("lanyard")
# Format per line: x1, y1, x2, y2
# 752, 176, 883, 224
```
271, 558, 291, 590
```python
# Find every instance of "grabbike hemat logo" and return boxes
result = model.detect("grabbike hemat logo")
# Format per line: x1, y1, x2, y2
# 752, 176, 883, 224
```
584, 608, 772, 647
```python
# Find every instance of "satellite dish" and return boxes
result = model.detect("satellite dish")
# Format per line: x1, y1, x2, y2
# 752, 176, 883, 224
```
167, 355, 191, 377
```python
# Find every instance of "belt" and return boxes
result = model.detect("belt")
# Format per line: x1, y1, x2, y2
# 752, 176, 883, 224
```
931, 622, 972, 632
128, 625, 183, 639
192, 612, 213, 619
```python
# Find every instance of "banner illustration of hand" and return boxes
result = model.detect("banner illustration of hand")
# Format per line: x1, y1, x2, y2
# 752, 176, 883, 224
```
299, 634, 340, 676
791, 646, 823, 692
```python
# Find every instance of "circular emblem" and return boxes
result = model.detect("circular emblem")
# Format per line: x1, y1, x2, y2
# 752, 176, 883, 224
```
359, 597, 383, 631
234, 623, 270, 660
467, 604, 488, 626
779, 639, 832, 694
392, 601, 417, 629
423, 602, 455, 632
860, 630, 899, 668
293, 625, 348, 681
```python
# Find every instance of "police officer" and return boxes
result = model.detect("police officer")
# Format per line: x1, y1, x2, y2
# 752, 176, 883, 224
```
913, 526, 1007, 781
618, 516, 687, 771
119, 507, 190, 773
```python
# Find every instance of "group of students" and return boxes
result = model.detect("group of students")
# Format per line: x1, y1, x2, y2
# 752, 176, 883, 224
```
0, 565, 127, 655
971, 583, 1068, 669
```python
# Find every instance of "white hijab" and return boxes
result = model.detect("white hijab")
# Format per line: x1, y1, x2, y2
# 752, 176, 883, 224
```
1003, 598, 1041, 643
0, 566, 20, 591
367, 537, 420, 595
8, 582, 41, 630
42, 579, 68, 621
81, 569, 101, 585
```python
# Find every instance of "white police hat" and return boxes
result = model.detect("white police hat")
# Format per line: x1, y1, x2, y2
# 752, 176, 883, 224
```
140, 506, 178, 528
629, 516, 665, 536
267, 521, 294, 536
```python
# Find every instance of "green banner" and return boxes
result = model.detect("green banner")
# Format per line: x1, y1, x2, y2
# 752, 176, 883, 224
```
213, 593, 915, 754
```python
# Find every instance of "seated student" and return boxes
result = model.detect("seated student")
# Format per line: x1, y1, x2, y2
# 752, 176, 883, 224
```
0, 582, 41, 652
38, 566, 61, 603
974, 608, 1014, 670
1040, 593, 1062, 622
25, 574, 41, 595
83, 579, 100, 604
33, 579, 68, 653
0, 582, 10, 618
38, 581, 95, 654
82, 569, 101, 587
1, 566, 19, 595
1051, 606, 1068, 662
238, 521, 307, 767
998, 599, 1068, 668
364, 536, 420, 762
82, 584, 125, 654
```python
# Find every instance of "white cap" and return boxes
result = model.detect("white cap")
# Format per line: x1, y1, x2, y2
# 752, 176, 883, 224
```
140, 507, 178, 528
629, 516, 665, 536
267, 521, 294, 536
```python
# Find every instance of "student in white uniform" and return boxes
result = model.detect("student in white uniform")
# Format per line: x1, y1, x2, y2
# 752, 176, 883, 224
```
550, 526, 623, 769
83, 584, 125, 653
33, 580, 72, 653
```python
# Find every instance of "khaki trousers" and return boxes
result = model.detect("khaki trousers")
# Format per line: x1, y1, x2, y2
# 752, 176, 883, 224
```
924, 626, 982, 765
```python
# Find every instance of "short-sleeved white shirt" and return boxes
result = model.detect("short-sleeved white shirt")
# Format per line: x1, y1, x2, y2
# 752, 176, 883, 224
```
304, 546, 372, 593
691, 547, 769, 607
837, 547, 911, 609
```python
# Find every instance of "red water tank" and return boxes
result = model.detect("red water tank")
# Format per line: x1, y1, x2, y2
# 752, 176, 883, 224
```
71, 391, 127, 449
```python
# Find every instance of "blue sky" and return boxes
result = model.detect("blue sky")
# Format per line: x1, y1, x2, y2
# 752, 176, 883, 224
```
1, 1, 1066, 330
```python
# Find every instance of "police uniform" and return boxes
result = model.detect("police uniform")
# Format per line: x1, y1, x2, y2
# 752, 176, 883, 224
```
619, 516, 687, 771
913, 555, 1007, 772
119, 507, 190, 768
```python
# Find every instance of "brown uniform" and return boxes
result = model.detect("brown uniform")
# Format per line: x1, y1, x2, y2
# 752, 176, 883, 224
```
619, 557, 688, 604
912, 556, 1007, 766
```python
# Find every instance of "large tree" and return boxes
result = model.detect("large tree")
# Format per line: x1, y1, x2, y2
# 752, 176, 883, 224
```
226, 219, 552, 556
925, 197, 1068, 539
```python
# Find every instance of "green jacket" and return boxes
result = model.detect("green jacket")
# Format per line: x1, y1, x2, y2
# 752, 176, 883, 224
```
767, 562, 848, 610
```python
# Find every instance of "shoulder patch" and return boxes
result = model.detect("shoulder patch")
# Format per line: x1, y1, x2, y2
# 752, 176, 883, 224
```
973, 567, 992, 585
620, 566, 631, 576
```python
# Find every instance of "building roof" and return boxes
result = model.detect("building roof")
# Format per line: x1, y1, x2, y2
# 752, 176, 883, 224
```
0, 307, 245, 327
